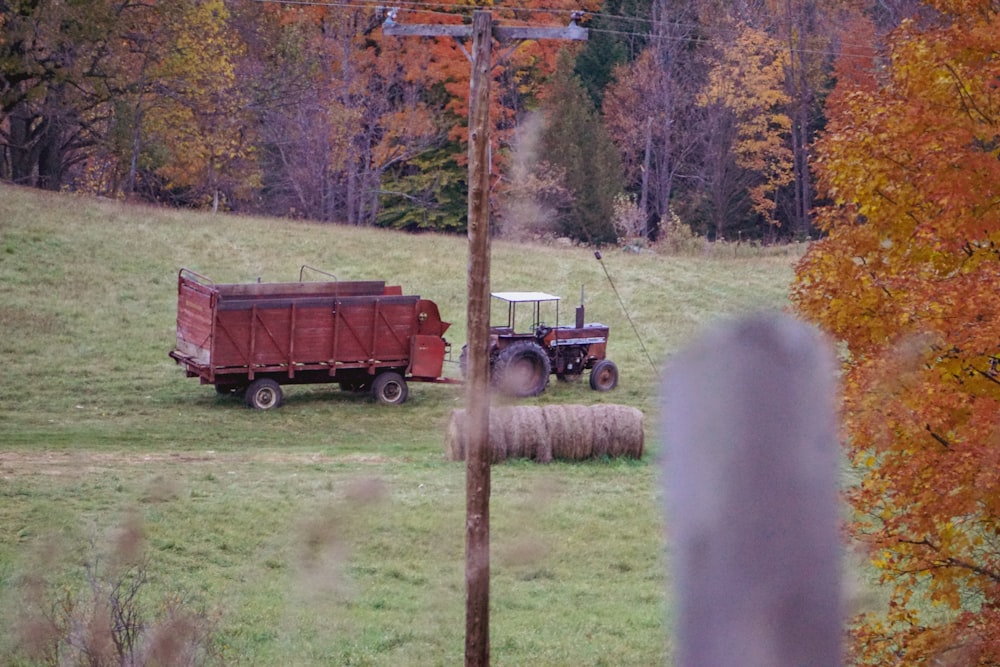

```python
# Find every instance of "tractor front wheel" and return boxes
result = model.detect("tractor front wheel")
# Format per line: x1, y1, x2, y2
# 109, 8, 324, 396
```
372, 372, 409, 405
245, 378, 283, 410
589, 360, 619, 392
493, 341, 551, 397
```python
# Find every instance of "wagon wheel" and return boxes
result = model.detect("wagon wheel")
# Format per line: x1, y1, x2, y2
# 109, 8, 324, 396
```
245, 378, 283, 410
493, 341, 551, 397
589, 359, 619, 392
372, 372, 409, 405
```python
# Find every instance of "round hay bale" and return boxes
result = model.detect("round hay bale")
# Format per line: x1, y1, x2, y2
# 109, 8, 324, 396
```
488, 408, 512, 463
444, 404, 643, 463
543, 405, 594, 461
541, 404, 571, 460
515, 406, 549, 461
590, 404, 645, 459
445, 409, 468, 461
497, 406, 523, 462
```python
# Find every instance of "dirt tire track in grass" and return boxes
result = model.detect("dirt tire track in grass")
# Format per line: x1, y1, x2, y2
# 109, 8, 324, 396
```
0, 450, 398, 479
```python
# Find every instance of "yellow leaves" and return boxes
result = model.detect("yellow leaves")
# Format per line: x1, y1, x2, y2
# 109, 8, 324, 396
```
698, 22, 793, 224
872, 550, 893, 569
141, 0, 259, 205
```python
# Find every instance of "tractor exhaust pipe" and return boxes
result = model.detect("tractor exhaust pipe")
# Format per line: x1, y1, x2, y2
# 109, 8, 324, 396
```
576, 285, 585, 328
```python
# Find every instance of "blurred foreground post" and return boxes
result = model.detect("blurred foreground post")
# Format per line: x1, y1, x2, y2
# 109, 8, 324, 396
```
661, 313, 842, 667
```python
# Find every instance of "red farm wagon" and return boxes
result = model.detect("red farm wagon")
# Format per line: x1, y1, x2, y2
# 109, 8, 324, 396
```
169, 267, 455, 409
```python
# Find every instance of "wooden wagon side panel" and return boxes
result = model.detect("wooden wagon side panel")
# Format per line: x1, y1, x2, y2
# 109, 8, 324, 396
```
175, 277, 216, 366
247, 305, 293, 367
288, 303, 335, 365
210, 308, 254, 368
331, 296, 420, 369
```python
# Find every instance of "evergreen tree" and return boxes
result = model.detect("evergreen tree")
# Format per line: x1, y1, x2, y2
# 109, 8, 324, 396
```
573, 0, 653, 107
377, 143, 467, 232
540, 52, 624, 244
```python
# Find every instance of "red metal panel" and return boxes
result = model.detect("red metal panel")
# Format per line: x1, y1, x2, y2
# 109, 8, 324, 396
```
416, 299, 451, 337
409, 335, 447, 379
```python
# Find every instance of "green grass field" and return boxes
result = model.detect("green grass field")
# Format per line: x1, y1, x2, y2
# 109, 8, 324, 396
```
0, 183, 801, 665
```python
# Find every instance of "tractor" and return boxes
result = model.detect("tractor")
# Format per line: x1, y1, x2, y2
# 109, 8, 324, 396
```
462, 290, 618, 397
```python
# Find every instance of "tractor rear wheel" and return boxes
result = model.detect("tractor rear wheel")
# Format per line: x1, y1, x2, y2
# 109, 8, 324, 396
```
589, 359, 619, 392
372, 372, 409, 405
493, 341, 551, 397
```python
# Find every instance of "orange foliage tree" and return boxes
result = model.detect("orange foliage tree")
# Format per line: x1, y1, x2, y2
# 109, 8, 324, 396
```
791, 1, 1000, 663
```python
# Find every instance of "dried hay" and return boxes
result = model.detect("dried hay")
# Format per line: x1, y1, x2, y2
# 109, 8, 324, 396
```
444, 404, 644, 463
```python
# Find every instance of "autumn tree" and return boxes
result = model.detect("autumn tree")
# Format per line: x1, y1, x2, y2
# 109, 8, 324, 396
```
770, 0, 829, 239
87, 0, 170, 199
0, 0, 127, 190
140, 0, 259, 211
247, 2, 447, 225
602, 0, 704, 239
697, 21, 793, 240
791, 1, 1000, 663
406, 1, 604, 233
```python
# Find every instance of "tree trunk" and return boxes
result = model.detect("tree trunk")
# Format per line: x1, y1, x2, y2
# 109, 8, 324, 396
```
640, 116, 652, 237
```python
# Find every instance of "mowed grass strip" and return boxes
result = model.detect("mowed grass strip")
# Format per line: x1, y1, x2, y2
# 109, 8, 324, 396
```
0, 184, 798, 665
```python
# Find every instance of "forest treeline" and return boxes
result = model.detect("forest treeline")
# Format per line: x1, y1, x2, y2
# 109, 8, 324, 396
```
1, 0, 914, 243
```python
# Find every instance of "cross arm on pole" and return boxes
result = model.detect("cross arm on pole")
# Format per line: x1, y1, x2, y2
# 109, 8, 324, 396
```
381, 10, 588, 43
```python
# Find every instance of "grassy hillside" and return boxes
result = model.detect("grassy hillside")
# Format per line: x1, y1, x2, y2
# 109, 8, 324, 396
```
0, 183, 800, 665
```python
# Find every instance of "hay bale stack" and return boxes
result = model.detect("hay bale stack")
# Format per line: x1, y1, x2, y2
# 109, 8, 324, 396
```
444, 404, 644, 463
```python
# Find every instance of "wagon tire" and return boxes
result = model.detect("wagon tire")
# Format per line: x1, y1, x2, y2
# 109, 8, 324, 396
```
493, 341, 551, 397
372, 372, 408, 405
589, 359, 619, 392
245, 378, 282, 410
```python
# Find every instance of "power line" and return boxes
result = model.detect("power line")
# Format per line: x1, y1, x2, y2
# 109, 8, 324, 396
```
248, 0, 886, 62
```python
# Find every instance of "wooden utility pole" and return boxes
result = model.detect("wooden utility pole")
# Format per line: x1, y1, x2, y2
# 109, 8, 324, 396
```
463, 12, 493, 665
383, 11, 586, 666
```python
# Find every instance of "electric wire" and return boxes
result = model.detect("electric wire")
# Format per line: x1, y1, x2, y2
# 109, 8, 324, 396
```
248, 0, 889, 61
594, 250, 660, 377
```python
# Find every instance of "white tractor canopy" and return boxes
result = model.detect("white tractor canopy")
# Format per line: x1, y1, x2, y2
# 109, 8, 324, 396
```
491, 292, 561, 332
490, 291, 560, 303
